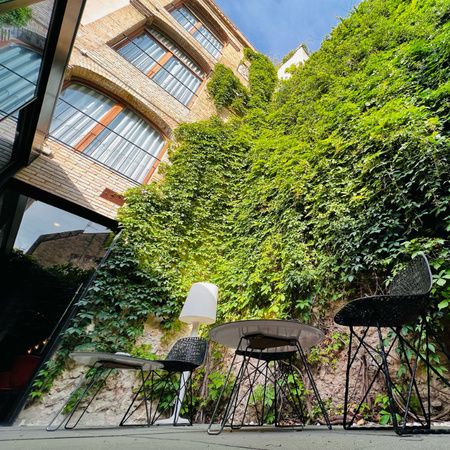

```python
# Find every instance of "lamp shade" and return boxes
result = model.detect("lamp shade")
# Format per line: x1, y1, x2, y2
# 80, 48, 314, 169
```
179, 282, 218, 325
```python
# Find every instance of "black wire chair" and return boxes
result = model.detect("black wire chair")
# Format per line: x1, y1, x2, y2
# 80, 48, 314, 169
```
334, 255, 450, 435
120, 337, 208, 426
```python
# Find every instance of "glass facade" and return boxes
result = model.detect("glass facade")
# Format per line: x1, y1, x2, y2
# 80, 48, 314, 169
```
0, 187, 111, 424
0, 0, 54, 181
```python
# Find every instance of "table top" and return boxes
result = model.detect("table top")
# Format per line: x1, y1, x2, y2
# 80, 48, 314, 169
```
209, 319, 324, 354
69, 352, 164, 371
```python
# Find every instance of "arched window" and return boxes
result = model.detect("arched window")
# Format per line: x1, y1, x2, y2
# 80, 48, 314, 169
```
115, 28, 205, 107
50, 83, 166, 183
170, 5, 223, 59
0, 44, 41, 117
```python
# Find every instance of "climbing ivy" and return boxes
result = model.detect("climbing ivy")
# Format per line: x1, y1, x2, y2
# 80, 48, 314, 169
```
207, 64, 249, 115
34, 0, 450, 406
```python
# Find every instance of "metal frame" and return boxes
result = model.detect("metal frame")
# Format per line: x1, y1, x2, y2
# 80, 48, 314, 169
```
46, 361, 152, 431
0, 0, 86, 191
119, 369, 195, 427
342, 322, 431, 435
207, 335, 332, 435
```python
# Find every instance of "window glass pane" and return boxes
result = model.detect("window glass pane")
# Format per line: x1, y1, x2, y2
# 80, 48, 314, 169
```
50, 84, 115, 146
50, 83, 165, 183
171, 6, 223, 59
117, 33, 165, 74
0, 44, 41, 118
83, 105, 165, 183
171, 6, 196, 32
150, 29, 204, 78
193, 26, 223, 59
153, 57, 201, 106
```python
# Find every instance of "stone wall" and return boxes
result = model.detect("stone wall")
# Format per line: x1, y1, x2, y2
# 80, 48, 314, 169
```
17, 317, 189, 426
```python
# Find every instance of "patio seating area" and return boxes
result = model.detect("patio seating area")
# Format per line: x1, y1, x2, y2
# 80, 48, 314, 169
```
35, 257, 450, 441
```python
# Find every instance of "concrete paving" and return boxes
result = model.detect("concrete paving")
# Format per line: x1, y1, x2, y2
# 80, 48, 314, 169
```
0, 425, 449, 450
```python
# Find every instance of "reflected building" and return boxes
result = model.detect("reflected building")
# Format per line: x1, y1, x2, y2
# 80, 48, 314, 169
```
0, 0, 252, 425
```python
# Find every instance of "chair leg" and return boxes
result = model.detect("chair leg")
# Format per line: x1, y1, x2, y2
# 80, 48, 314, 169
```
395, 324, 430, 433
343, 327, 354, 430
295, 342, 332, 430
376, 326, 400, 434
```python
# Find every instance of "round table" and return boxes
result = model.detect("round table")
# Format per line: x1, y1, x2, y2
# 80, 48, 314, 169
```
207, 319, 331, 434
209, 319, 324, 353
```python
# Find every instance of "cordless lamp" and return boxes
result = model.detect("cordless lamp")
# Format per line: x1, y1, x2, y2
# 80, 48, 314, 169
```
179, 282, 218, 336
156, 282, 218, 426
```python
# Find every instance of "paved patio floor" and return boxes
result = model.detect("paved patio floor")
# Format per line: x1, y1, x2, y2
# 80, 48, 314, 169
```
0, 425, 449, 450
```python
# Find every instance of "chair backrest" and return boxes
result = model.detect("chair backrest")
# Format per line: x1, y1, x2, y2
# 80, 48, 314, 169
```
388, 254, 432, 297
166, 337, 208, 367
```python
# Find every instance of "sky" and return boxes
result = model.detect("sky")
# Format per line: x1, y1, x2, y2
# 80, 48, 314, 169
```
215, 0, 363, 61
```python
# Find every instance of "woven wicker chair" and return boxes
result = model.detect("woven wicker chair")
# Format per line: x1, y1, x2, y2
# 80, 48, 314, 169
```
334, 255, 437, 435
120, 337, 207, 426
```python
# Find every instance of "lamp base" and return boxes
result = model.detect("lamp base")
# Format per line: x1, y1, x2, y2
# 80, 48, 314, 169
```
154, 416, 190, 426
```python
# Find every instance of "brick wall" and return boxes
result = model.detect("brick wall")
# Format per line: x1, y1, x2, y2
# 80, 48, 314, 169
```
15, 0, 253, 221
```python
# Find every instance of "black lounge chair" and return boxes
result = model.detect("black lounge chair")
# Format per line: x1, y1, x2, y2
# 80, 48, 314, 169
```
334, 255, 450, 434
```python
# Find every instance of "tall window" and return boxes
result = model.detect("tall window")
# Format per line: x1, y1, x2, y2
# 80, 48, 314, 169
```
116, 29, 205, 107
171, 5, 223, 59
50, 83, 165, 183
0, 44, 41, 118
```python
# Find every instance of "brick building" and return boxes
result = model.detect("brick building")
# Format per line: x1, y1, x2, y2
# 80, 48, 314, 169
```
0, 0, 252, 424
16, 0, 252, 222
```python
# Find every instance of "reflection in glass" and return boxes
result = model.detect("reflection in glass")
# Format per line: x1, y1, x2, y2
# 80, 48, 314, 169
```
0, 190, 111, 423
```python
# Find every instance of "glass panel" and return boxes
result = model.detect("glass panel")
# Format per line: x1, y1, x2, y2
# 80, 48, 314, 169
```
171, 6, 196, 32
50, 84, 115, 146
171, 6, 223, 59
84, 108, 165, 183
0, 0, 56, 122
50, 83, 165, 183
0, 189, 111, 424
153, 56, 201, 106
0, 45, 41, 118
117, 33, 165, 74
193, 26, 223, 59
150, 29, 204, 78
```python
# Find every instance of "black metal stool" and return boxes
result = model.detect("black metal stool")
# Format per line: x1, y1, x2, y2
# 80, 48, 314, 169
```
334, 255, 450, 434
208, 333, 331, 434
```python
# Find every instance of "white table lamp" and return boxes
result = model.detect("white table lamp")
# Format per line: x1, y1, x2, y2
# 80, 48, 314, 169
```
156, 282, 218, 426
179, 282, 218, 336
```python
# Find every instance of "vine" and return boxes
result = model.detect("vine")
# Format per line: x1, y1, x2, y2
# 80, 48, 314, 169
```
33, 0, 450, 416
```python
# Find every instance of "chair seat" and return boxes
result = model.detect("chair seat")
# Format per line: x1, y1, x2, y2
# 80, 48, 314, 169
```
158, 359, 198, 372
334, 294, 431, 327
